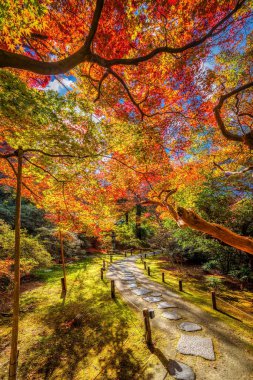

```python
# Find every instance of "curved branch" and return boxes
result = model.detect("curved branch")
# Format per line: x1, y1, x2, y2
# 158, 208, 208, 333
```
177, 207, 253, 255
214, 81, 253, 147
0, 0, 246, 74
108, 68, 145, 118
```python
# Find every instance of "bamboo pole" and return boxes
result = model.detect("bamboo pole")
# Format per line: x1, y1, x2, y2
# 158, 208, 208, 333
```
59, 230, 67, 293
9, 148, 23, 380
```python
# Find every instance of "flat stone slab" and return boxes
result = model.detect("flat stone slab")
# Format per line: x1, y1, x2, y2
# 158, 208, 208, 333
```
126, 283, 137, 289
167, 360, 195, 380
179, 322, 202, 332
157, 302, 177, 309
143, 296, 163, 303
177, 335, 215, 360
150, 292, 162, 297
132, 288, 151, 296
162, 311, 181, 320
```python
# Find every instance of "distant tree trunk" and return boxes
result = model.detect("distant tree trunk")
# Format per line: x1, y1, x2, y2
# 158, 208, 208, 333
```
136, 204, 142, 240
59, 230, 67, 292
9, 148, 23, 380
125, 212, 129, 225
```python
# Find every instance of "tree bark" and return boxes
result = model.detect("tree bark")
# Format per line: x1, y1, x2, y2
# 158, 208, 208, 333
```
177, 207, 253, 255
9, 148, 23, 380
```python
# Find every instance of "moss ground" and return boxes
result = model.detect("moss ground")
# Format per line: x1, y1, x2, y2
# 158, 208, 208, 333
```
0, 255, 160, 380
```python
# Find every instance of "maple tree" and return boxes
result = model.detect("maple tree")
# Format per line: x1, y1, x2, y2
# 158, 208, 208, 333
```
0, 3, 253, 377
0, 0, 253, 252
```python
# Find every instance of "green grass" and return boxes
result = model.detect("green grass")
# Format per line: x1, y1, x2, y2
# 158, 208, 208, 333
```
137, 254, 253, 349
0, 257, 160, 380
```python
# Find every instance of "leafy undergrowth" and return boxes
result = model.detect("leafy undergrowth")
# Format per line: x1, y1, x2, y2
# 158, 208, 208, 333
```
137, 254, 253, 346
0, 256, 161, 380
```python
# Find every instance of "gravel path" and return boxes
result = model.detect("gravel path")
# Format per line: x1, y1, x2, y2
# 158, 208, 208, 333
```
106, 253, 253, 380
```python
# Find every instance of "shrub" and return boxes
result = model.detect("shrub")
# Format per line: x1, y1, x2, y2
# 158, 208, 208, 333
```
202, 260, 219, 272
205, 276, 223, 290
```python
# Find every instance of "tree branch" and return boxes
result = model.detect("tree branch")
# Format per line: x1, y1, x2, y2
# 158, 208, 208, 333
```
0, 0, 246, 75
84, 0, 104, 50
214, 81, 253, 148
177, 207, 253, 255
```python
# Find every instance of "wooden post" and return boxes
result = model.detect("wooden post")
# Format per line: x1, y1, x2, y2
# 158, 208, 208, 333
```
110, 255, 112, 263
9, 148, 23, 380
211, 291, 217, 310
61, 277, 66, 293
125, 252, 127, 257
103, 260, 106, 270
179, 280, 183, 292
162, 272, 165, 282
100, 268, 104, 280
111, 280, 115, 299
148, 267, 151, 276
143, 308, 152, 347
131, 250, 133, 256
140, 255, 143, 262
59, 230, 67, 293
144, 261, 146, 270
144, 253, 147, 259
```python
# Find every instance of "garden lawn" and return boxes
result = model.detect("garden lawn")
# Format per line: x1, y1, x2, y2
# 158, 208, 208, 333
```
0, 256, 158, 380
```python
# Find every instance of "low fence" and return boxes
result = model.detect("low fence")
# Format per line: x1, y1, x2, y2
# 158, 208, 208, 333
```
139, 257, 253, 328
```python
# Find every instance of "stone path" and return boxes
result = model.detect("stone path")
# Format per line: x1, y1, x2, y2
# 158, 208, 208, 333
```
106, 252, 253, 380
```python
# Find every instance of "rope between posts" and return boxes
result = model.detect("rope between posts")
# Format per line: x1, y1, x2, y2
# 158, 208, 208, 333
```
215, 295, 253, 320
145, 255, 253, 322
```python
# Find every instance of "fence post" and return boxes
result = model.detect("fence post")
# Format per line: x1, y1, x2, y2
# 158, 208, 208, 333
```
61, 278, 66, 293
144, 261, 146, 270
103, 260, 106, 270
110, 255, 113, 263
143, 308, 152, 347
144, 253, 147, 259
111, 280, 115, 299
125, 252, 127, 257
179, 280, 183, 292
100, 268, 104, 280
131, 250, 133, 256
148, 267, 151, 276
162, 272, 165, 282
211, 291, 217, 310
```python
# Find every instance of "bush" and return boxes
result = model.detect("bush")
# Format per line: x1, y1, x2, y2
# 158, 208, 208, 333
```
205, 276, 223, 290
202, 260, 219, 272
0, 219, 52, 269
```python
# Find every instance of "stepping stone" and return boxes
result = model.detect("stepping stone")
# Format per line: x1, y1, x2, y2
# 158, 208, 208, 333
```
143, 296, 163, 303
157, 302, 177, 309
179, 322, 202, 332
162, 311, 181, 320
177, 335, 215, 360
167, 360, 195, 380
132, 288, 151, 296
150, 292, 162, 297
126, 283, 137, 289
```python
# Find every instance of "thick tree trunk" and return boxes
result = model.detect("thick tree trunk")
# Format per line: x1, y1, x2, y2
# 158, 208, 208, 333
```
9, 148, 23, 380
177, 207, 253, 255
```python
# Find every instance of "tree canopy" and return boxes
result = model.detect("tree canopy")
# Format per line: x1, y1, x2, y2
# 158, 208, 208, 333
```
0, 0, 253, 253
